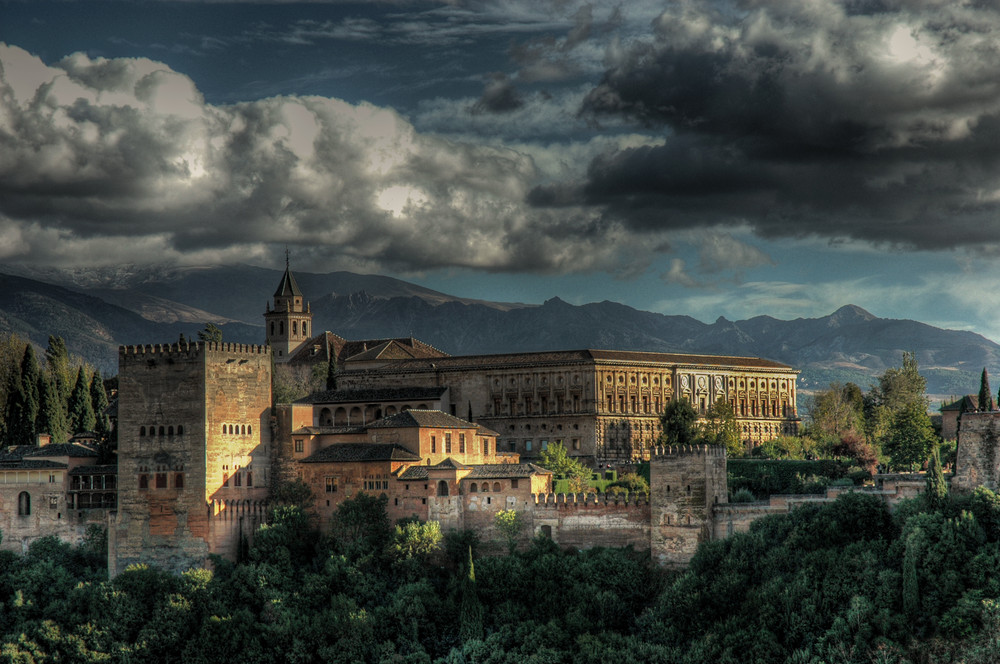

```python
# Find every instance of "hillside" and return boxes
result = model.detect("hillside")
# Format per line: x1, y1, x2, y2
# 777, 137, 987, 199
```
2, 264, 997, 398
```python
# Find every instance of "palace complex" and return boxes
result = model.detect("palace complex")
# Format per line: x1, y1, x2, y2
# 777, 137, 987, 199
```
14, 264, 994, 575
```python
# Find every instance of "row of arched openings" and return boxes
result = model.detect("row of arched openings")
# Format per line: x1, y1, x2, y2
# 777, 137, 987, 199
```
140, 425, 183, 437
269, 321, 309, 337
222, 424, 252, 436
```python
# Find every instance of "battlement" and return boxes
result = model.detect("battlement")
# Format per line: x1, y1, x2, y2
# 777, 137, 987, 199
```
207, 499, 269, 519
649, 444, 726, 458
120, 342, 270, 360
531, 492, 649, 507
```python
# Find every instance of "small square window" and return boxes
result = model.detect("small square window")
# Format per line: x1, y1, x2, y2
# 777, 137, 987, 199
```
294, 439, 304, 453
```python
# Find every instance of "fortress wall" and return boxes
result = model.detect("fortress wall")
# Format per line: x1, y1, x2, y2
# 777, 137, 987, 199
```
528, 493, 650, 550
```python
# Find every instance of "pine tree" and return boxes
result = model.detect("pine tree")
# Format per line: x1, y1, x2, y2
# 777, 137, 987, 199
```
980, 368, 995, 412
36, 373, 68, 444
68, 367, 96, 434
459, 546, 483, 643
90, 369, 111, 436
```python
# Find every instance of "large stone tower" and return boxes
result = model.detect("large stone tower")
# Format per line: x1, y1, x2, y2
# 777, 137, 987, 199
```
649, 444, 727, 568
264, 260, 313, 363
110, 341, 272, 575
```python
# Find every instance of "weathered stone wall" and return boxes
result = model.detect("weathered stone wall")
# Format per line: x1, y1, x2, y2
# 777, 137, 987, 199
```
528, 493, 650, 551
0, 476, 106, 554
953, 412, 1000, 492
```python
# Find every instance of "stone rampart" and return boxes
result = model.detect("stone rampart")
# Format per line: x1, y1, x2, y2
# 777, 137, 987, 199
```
528, 492, 650, 550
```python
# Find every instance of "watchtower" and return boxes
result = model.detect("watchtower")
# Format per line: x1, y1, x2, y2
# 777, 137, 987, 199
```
264, 258, 313, 362
649, 444, 727, 568
109, 341, 272, 575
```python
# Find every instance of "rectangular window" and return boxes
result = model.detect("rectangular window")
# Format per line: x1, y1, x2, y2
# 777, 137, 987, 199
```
573, 438, 581, 451
139, 474, 149, 490
541, 439, 548, 451
483, 439, 490, 456
459, 433, 466, 453
525, 439, 532, 451
511, 479, 519, 489
155, 473, 167, 489
325, 476, 337, 493
234, 472, 242, 487
294, 438, 304, 453
431, 435, 436, 453
247, 472, 253, 487
508, 440, 516, 453
175, 473, 184, 489
445, 432, 452, 454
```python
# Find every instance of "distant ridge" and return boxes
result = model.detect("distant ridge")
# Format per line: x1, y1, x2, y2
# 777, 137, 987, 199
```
1, 263, 997, 397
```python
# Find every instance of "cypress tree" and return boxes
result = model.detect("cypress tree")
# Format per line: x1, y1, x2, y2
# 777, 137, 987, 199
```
459, 546, 483, 643
925, 444, 948, 509
36, 373, 68, 444
19, 345, 40, 441
90, 369, 111, 436
45, 336, 71, 405
980, 368, 995, 412
4, 364, 31, 445
325, 344, 337, 391
68, 367, 96, 434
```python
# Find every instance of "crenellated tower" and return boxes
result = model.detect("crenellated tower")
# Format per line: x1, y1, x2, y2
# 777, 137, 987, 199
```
264, 257, 313, 363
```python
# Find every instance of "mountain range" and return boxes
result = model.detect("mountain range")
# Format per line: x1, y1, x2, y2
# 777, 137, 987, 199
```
2, 263, 997, 401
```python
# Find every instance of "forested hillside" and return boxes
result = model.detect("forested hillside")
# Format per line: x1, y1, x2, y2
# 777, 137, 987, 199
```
3, 489, 1000, 663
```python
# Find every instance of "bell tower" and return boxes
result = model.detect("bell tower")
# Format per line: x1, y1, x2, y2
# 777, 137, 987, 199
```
264, 253, 313, 362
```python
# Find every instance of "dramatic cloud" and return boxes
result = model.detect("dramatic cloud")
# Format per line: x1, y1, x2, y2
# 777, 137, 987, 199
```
471, 72, 524, 114
562, 0, 1000, 252
0, 44, 661, 274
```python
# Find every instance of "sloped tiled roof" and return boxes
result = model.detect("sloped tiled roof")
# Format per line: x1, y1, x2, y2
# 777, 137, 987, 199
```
26, 443, 100, 458
287, 331, 448, 366
941, 395, 977, 412
300, 443, 421, 464
466, 463, 553, 479
295, 386, 447, 405
367, 409, 479, 430
345, 348, 795, 372
433, 457, 469, 470
0, 459, 67, 470
274, 266, 303, 298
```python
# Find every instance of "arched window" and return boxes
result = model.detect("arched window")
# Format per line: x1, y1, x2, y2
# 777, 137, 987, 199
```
334, 407, 348, 426
481, 483, 489, 493
229, 425, 234, 435
279, 321, 284, 335
302, 322, 308, 336
247, 472, 253, 487
158, 426, 165, 436
493, 482, 501, 492
270, 322, 275, 336
17, 492, 30, 516
470, 483, 478, 493
241, 425, 246, 435
292, 321, 297, 336
349, 406, 362, 424
178, 425, 183, 435
320, 408, 333, 426
139, 426, 146, 436
167, 426, 174, 436
437, 480, 449, 497
247, 426, 252, 435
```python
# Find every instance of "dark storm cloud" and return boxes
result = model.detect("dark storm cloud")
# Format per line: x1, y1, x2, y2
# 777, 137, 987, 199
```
571, 0, 1000, 250
471, 72, 525, 114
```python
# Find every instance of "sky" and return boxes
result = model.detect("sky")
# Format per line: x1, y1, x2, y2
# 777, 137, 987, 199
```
4, 1, 1000, 340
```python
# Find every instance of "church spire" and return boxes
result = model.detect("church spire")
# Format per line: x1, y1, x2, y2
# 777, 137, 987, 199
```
265, 251, 312, 362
